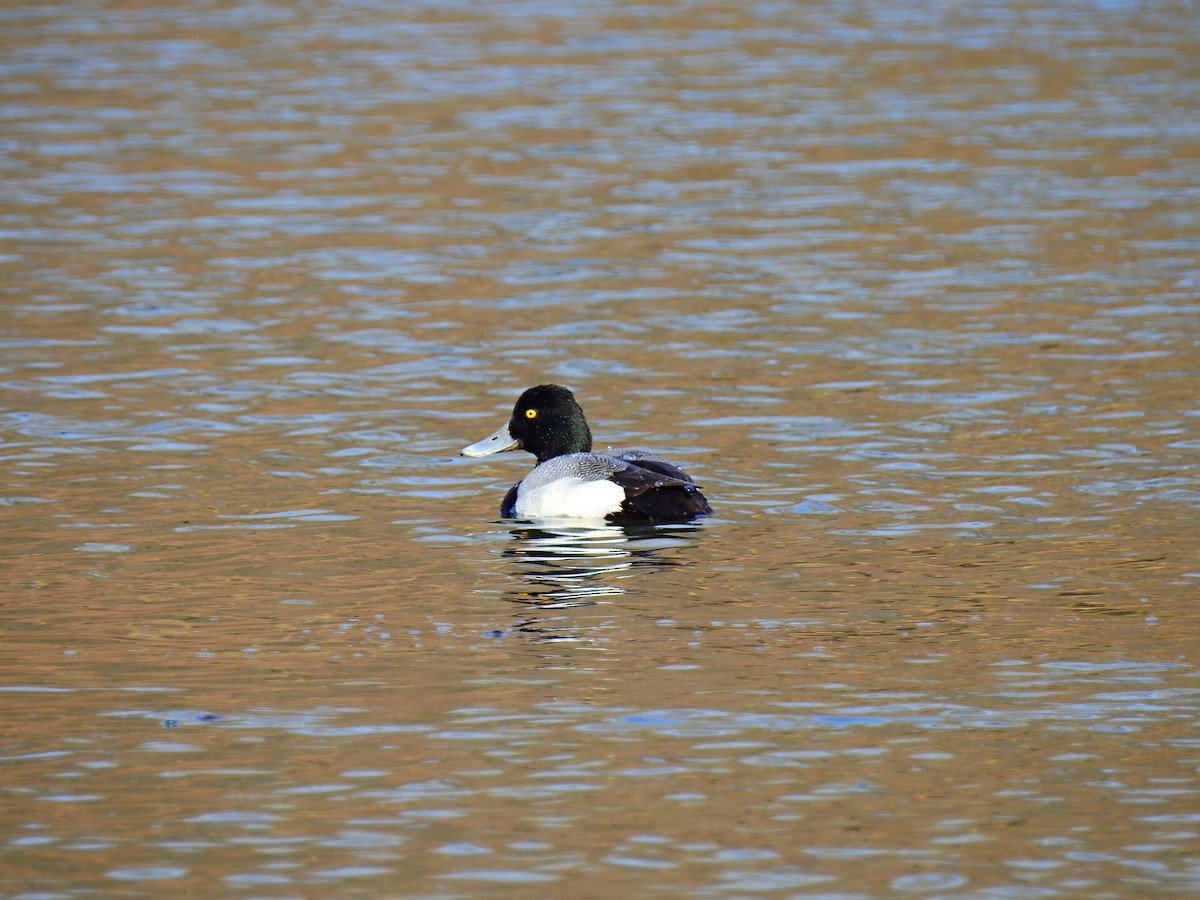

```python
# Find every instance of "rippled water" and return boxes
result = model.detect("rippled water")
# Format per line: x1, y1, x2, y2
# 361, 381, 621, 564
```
2, 0, 1199, 896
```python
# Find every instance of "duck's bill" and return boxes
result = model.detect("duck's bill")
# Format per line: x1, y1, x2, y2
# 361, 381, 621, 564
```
461, 423, 519, 457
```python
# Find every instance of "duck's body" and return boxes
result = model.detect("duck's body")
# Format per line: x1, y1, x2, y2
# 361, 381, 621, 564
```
462, 385, 711, 523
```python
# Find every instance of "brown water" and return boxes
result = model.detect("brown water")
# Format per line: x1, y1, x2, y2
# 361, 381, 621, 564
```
3, 0, 1199, 896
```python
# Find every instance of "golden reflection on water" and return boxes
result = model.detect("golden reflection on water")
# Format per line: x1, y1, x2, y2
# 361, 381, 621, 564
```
2, 0, 1199, 895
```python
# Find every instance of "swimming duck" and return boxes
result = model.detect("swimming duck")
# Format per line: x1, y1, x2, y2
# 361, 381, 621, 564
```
461, 384, 711, 522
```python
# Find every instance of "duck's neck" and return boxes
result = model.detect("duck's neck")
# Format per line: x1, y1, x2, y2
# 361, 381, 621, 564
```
537, 419, 592, 463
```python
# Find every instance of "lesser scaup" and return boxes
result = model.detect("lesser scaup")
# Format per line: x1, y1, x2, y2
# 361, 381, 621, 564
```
461, 384, 711, 522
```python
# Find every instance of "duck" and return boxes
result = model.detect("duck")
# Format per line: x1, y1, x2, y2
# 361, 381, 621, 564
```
461, 384, 711, 522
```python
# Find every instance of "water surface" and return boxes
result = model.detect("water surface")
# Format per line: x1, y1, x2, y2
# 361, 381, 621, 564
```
2, 0, 1199, 896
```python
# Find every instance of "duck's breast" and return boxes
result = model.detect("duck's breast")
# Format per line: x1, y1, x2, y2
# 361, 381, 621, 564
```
513, 453, 627, 519
513, 475, 626, 519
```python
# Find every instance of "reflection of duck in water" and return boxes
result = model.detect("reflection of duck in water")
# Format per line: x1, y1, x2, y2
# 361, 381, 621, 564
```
502, 521, 704, 609
462, 385, 711, 522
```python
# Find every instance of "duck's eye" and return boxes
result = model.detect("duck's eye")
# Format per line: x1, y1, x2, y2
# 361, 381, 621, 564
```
525, 408, 538, 419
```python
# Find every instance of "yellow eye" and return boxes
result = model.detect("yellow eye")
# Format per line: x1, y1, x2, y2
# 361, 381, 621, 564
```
525, 408, 538, 419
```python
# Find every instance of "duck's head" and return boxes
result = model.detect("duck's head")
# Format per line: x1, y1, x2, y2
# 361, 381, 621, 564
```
461, 384, 594, 464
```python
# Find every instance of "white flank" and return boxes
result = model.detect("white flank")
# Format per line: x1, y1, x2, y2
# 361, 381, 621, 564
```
514, 476, 625, 520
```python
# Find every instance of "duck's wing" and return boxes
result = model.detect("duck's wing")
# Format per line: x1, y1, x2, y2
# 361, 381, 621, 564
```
601, 448, 698, 484
602, 455, 711, 522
